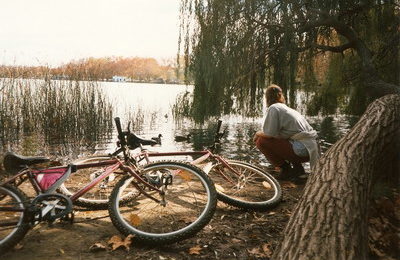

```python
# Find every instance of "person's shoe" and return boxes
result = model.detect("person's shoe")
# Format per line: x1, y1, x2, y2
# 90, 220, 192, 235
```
276, 162, 294, 180
292, 163, 308, 184
293, 175, 307, 184
292, 163, 305, 177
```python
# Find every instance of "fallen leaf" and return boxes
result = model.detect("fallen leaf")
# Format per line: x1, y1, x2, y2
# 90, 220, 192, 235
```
281, 182, 297, 189
215, 184, 225, 192
108, 234, 134, 251
89, 242, 107, 252
262, 243, 272, 258
129, 213, 142, 226
59, 248, 65, 254
203, 224, 213, 233
176, 170, 192, 181
14, 243, 23, 250
267, 211, 276, 215
262, 181, 272, 189
231, 238, 242, 243
188, 245, 202, 255
248, 247, 266, 257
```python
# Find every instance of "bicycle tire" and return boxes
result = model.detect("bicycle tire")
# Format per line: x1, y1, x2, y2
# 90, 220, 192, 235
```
0, 185, 31, 255
108, 161, 217, 245
59, 156, 139, 210
208, 160, 281, 210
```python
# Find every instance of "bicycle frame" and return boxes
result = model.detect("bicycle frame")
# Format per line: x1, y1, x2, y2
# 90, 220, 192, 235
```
130, 147, 243, 187
114, 118, 245, 185
0, 157, 164, 205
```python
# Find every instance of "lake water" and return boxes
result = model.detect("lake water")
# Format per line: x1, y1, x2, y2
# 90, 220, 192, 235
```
0, 81, 358, 172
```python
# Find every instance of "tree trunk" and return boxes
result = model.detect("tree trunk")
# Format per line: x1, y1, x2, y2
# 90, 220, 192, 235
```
273, 94, 400, 260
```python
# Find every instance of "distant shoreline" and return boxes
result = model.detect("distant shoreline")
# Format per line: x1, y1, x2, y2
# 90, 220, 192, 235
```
0, 76, 188, 86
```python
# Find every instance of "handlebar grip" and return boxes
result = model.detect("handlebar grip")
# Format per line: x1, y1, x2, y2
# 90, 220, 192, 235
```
114, 117, 123, 136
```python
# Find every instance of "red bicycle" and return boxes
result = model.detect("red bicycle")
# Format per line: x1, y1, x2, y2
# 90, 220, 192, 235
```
135, 120, 282, 210
0, 118, 217, 254
60, 119, 282, 211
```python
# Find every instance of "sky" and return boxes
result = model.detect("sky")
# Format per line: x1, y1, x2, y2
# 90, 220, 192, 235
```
0, 0, 181, 66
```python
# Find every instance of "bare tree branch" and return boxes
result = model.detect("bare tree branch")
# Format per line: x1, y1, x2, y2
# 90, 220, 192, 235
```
313, 42, 354, 52
296, 8, 400, 96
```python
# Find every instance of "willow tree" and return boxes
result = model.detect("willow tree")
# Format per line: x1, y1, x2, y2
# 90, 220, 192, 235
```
179, 0, 399, 120
180, 0, 400, 259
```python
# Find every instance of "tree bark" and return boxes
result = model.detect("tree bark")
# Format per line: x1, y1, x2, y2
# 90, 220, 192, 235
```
273, 94, 400, 260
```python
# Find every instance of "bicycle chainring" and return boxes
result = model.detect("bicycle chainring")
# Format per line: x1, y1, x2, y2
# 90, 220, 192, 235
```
31, 193, 73, 222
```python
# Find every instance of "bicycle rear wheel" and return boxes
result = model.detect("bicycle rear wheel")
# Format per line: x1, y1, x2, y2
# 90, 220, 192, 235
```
59, 156, 138, 210
0, 185, 31, 254
208, 160, 281, 210
109, 161, 217, 245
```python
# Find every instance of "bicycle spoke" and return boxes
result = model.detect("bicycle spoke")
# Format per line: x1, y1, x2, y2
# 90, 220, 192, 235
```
209, 160, 282, 210
109, 161, 217, 245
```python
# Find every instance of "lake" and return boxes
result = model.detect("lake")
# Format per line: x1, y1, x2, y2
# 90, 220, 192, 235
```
0, 80, 358, 172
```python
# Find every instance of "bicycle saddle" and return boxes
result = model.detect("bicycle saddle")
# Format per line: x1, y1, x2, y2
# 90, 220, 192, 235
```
3, 152, 50, 174
127, 133, 158, 149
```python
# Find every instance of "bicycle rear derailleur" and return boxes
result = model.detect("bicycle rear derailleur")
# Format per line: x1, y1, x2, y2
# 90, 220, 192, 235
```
144, 170, 173, 187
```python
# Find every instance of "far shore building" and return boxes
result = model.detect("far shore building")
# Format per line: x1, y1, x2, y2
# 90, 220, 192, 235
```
112, 75, 129, 82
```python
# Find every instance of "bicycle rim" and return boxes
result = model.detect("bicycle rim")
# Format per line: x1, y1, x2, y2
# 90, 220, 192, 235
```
0, 185, 30, 254
109, 161, 217, 245
208, 160, 281, 210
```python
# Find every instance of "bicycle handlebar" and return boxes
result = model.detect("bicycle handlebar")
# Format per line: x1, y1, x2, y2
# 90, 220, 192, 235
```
114, 117, 126, 146
214, 120, 225, 140
209, 119, 225, 151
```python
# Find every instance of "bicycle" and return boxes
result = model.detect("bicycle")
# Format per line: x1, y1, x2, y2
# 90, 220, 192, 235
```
61, 119, 281, 211
0, 118, 217, 254
133, 120, 282, 211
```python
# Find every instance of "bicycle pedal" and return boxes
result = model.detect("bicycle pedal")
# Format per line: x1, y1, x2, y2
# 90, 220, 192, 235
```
60, 212, 75, 224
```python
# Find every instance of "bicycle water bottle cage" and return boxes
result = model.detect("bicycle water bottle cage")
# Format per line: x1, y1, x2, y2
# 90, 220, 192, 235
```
3, 152, 50, 174
127, 133, 158, 150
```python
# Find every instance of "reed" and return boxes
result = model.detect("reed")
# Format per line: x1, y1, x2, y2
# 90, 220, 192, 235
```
126, 107, 145, 133
172, 91, 192, 119
0, 74, 114, 155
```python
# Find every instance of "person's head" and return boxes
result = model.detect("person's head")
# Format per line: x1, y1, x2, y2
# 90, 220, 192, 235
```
265, 84, 285, 107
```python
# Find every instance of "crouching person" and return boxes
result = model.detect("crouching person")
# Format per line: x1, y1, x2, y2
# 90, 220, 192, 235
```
253, 84, 320, 180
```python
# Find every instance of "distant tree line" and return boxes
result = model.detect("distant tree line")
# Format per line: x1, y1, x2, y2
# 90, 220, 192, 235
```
0, 56, 185, 84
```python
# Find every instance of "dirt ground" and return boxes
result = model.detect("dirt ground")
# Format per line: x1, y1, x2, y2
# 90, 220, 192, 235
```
3, 177, 304, 260
3, 176, 398, 260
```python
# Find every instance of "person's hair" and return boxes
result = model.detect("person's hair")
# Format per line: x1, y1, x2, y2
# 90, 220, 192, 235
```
265, 84, 286, 107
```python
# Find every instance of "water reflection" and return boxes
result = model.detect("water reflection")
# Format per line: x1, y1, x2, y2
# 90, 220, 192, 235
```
310, 115, 359, 152
0, 81, 358, 168
0, 78, 113, 161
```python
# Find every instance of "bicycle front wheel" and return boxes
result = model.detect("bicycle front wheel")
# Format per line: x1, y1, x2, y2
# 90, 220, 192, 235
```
208, 160, 281, 210
109, 161, 217, 245
0, 185, 31, 254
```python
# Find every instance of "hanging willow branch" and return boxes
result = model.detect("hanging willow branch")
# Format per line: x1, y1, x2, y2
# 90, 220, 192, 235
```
179, 0, 399, 121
